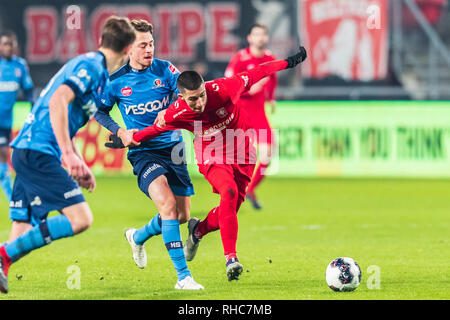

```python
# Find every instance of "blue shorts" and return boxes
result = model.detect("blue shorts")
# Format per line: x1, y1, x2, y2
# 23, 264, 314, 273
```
9, 148, 85, 226
0, 127, 11, 147
127, 142, 194, 198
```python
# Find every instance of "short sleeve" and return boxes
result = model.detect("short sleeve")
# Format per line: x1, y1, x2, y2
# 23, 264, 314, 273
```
98, 82, 116, 110
63, 61, 100, 98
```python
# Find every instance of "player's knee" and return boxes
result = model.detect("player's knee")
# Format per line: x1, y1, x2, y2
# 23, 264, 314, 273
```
159, 198, 178, 220
67, 206, 93, 234
219, 183, 238, 202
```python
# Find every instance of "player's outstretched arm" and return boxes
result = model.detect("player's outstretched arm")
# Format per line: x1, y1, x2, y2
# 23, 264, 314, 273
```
222, 46, 307, 104
133, 120, 180, 143
247, 46, 307, 85
104, 118, 180, 148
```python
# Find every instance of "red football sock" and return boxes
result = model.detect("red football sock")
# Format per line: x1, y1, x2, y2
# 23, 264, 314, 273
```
195, 206, 220, 239
247, 162, 269, 194
204, 166, 239, 256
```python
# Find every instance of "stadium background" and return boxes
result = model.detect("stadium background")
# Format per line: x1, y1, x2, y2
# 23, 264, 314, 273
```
2, 0, 450, 178
0, 0, 449, 300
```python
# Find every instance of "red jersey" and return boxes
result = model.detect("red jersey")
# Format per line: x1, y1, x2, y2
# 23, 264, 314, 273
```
134, 59, 288, 167
225, 47, 278, 107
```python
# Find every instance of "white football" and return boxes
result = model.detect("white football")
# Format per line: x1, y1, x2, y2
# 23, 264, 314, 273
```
326, 257, 362, 292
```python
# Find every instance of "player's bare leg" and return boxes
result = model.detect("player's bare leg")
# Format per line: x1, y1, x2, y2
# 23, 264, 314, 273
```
175, 195, 191, 224
61, 202, 93, 235
1, 202, 89, 293
124, 175, 177, 269
8, 221, 32, 242
148, 176, 203, 289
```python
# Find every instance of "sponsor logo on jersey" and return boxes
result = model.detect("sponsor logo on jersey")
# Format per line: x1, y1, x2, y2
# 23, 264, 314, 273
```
168, 64, 179, 74
0, 81, 19, 92
82, 99, 98, 119
216, 107, 228, 118
197, 112, 235, 137
152, 78, 166, 89
121, 87, 132, 96
173, 109, 187, 119
124, 95, 170, 115
68, 75, 87, 92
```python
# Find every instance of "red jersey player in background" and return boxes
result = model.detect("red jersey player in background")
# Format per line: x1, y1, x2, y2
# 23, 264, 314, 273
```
225, 24, 277, 210
106, 46, 307, 281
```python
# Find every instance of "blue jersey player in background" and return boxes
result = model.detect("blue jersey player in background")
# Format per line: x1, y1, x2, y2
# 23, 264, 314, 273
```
0, 30, 34, 202
0, 16, 136, 294
95, 19, 203, 290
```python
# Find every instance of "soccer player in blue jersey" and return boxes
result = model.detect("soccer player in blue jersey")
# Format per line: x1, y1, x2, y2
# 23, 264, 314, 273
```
95, 19, 203, 290
0, 30, 34, 202
0, 16, 136, 294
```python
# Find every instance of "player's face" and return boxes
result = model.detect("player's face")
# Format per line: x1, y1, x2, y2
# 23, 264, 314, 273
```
180, 84, 207, 114
0, 36, 15, 59
247, 27, 268, 50
129, 31, 154, 68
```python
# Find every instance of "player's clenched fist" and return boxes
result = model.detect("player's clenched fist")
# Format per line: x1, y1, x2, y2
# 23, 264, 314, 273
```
117, 128, 141, 147
76, 163, 96, 192
63, 151, 86, 180
154, 109, 167, 127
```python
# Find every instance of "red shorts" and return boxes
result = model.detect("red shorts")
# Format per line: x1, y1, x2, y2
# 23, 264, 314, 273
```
198, 163, 256, 201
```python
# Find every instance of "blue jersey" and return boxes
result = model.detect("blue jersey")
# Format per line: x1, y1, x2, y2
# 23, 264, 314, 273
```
96, 58, 182, 153
11, 51, 109, 160
0, 56, 33, 129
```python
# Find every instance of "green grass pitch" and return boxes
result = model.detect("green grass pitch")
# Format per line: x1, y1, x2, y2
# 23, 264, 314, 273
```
0, 176, 449, 300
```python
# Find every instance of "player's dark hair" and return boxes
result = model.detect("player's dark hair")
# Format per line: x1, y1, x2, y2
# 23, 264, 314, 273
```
177, 71, 204, 93
100, 16, 135, 52
0, 30, 16, 40
247, 23, 267, 35
131, 19, 153, 34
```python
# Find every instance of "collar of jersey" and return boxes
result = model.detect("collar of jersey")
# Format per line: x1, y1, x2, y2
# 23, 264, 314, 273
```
124, 60, 148, 73
97, 50, 107, 68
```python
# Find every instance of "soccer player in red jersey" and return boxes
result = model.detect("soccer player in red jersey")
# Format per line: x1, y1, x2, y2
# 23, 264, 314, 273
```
107, 46, 306, 281
225, 24, 278, 210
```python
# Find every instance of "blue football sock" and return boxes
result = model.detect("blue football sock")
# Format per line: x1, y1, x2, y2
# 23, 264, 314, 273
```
133, 213, 162, 245
5, 215, 74, 262
161, 219, 191, 281
0, 163, 12, 201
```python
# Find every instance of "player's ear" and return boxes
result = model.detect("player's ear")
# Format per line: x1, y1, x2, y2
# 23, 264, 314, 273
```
124, 44, 132, 55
